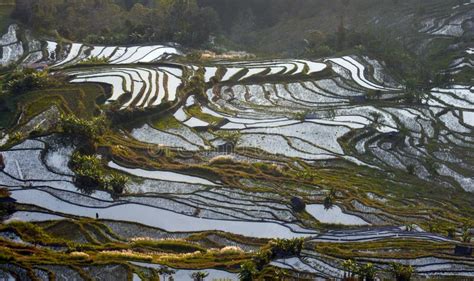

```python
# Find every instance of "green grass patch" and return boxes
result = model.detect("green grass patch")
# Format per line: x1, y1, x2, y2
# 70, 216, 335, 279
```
185, 104, 223, 125
0, 84, 105, 129
132, 239, 206, 254
313, 239, 456, 260
41, 220, 93, 244
149, 114, 181, 130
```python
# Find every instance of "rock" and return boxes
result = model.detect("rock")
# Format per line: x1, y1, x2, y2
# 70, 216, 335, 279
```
454, 245, 473, 256
291, 197, 306, 212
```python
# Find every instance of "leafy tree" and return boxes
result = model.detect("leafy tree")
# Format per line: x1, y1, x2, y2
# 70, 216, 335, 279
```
0, 188, 15, 219
239, 261, 257, 281
359, 263, 377, 281
108, 173, 129, 194
342, 259, 358, 279
270, 238, 304, 258
252, 249, 272, 269
71, 152, 129, 194
60, 114, 107, 140
324, 188, 336, 210
71, 152, 105, 189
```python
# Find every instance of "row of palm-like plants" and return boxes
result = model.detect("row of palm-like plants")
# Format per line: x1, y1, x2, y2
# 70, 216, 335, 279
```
238, 242, 415, 280
342, 259, 414, 281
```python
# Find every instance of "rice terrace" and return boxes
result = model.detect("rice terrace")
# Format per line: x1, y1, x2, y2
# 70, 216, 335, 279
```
0, 0, 473, 280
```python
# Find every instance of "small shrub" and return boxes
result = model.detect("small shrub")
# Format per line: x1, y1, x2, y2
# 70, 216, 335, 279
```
359, 263, 377, 281
79, 56, 110, 64
0, 252, 14, 263
0, 188, 11, 198
323, 189, 337, 210
191, 271, 209, 281
342, 260, 377, 281
342, 259, 359, 279
157, 266, 175, 277
270, 238, 304, 258
424, 157, 439, 175
462, 225, 472, 243
108, 173, 129, 194
253, 162, 283, 177
389, 263, 414, 281
6, 69, 61, 94
215, 131, 241, 144
10, 132, 24, 143
60, 114, 107, 139
404, 224, 415, 232
297, 170, 314, 180
369, 112, 382, 128
366, 89, 381, 100
399, 126, 410, 137
447, 226, 456, 238
293, 111, 306, 121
